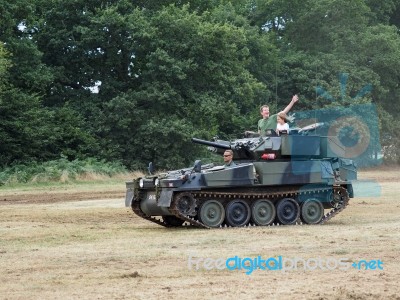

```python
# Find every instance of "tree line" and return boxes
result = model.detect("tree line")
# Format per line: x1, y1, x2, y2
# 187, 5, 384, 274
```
1, 0, 400, 170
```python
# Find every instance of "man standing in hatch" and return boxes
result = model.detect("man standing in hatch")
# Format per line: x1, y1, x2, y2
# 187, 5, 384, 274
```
258, 94, 299, 136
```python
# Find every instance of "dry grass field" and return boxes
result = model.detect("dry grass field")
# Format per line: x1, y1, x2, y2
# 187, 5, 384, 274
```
1, 167, 400, 300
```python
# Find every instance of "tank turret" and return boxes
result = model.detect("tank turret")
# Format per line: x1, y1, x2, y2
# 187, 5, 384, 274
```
125, 128, 357, 229
193, 130, 347, 162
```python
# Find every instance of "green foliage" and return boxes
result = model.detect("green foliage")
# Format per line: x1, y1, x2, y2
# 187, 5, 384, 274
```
0, 86, 97, 166
0, 44, 11, 94
0, 44, 10, 77
90, 3, 275, 168
0, 157, 128, 185
1, 0, 400, 170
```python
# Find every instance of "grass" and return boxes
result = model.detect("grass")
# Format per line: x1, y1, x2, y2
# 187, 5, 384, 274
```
0, 166, 399, 299
0, 157, 144, 186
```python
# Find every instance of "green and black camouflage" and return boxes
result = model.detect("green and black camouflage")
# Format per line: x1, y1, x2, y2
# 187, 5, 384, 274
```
125, 129, 357, 228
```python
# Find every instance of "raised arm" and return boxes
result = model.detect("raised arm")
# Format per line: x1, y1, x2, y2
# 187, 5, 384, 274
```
281, 94, 299, 114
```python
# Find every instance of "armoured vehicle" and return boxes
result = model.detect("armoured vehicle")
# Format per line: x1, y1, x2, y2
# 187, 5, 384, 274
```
125, 126, 357, 228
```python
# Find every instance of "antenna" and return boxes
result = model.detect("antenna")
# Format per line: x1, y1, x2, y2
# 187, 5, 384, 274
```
312, 65, 318, 135
275, 62, 278, 110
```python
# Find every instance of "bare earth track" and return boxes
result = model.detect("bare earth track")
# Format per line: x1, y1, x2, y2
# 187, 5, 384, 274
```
1, 190, 124, 205
1, 167, 400, 299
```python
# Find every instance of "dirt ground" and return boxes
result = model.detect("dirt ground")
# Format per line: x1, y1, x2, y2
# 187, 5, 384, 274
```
1, 167, 400, 300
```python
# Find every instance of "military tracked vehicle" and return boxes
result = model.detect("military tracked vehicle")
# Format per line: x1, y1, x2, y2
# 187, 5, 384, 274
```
125, 126, 357, 228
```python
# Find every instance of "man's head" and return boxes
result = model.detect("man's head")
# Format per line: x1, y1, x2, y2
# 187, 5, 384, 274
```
223, 150, 234, 164
260, 105, 270, 119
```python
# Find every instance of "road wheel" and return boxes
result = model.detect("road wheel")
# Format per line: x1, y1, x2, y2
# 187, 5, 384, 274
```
276, 198, 300, 225
301, 199, 324, 224
251, 199, 276, 226
199, 200, 225, 228
225, 200, 251, 227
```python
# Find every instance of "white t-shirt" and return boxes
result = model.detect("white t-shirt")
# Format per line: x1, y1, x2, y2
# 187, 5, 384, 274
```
277, 123, 289, 132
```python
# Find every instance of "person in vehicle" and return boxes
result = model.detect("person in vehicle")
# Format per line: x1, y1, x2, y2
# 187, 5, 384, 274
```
276, 112, 289, 135
257, 94, 298, 136
223, 150, 236, 168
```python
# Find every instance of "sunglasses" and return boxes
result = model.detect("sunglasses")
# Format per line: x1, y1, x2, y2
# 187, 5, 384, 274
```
223, 154, 232, 157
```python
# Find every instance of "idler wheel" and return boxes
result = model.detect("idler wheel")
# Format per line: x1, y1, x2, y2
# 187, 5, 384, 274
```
163, 215, 185, 227
276, 198, 300, 225
251, 199, 276, 226
329, 188, 346, 208
225, 200, 251, 227
300, 199, 324, 224
199, 200, 225, 228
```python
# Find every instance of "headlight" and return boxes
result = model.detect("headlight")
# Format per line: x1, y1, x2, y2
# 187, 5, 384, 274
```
138, 177, 157, 188
154, 178, 159, 186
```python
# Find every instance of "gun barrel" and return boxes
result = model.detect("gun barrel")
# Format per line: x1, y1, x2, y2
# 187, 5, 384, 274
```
191, 138, 231, 150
